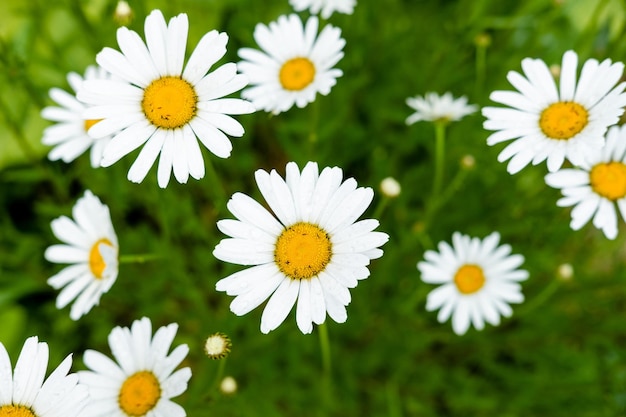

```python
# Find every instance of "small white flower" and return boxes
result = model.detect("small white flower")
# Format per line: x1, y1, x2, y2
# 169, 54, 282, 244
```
0, 336, 88, 417
213, 161, 389, 334
545, 124, 626, 239
380, 177, 401, 198
79, 317, 191, 417
289, 0, 356, 19
483, 50, 626, 174
44, 190, 119, 320
405, 92, 477, 125
238, 14, 345, 114
417, 232, 528, 335
41, 66, 114, 168
79, 9, 255, 188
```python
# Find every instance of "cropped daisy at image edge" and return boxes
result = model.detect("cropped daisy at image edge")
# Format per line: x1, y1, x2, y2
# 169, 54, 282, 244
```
78, 9, 255, 188
289, 0, 357, 19
44, 190, 119, 321
213, 161, 389, 334
417, 232, 528, 335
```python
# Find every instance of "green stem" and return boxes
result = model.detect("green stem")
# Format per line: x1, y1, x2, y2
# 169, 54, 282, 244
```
118, 254, 161, 263
372, 196, 389, 220
518, 278, 561, 316
211, 359, 227, 392
205, 157, 227, 211
318, 322, 332, 377
432, 122, 447, 198
307, 98, 320, 160
475, 42, 487, 97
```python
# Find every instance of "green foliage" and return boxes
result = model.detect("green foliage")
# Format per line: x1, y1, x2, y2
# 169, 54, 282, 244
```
2, 0, 626, 416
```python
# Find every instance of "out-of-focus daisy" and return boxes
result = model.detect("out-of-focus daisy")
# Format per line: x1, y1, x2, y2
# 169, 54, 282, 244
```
0, 336, 88, 417
237, 14, 345, 114
214, 161, 389, 334
545, 124, 626, 239
79, 317, 191, 417
417, 232, 528, 335
405, 92, 477, 125
78, 9, 255, 188
44, 190, 118, 320
41, 66, 114, 168
483, 50, 626, 174
289, 0, 356, 19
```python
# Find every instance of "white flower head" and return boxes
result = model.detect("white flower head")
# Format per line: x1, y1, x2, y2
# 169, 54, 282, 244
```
289, 0, 356, 19
78, 9, 255, 188
41, 65, 114, 168
405, 92, 478, 125
417, 232, 528, 336
238, 14, 345, 114
79, 317, 191, 417
545, 124, 626, 239
213, 161, 389, 334
0, 336, 88, 417
483, 50, 626, 174
44, 190, 119, 320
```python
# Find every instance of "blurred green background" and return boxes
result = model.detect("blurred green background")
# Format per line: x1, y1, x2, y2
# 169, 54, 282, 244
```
3, 0, 626, 415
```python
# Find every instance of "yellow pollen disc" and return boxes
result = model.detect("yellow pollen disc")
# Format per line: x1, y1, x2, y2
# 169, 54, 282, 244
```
84, 119, 102, 132
539, 101, 588, 140
118, 371, 161, 417
590, 162, 626, 201
0, 405, 36, 417
89, 238, 113, 279
142, 76, 197, 129
454, 264, 486, 295
274, 222, 332, 280
279, 57, 316, 91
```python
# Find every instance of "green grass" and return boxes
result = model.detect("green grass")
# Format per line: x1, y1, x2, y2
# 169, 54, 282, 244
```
2, 0, 626, 416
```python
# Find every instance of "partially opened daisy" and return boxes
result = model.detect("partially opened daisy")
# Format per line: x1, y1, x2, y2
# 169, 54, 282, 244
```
79, 317, 191, 417
44, 190, 119, 320
213, 161, 389, 334
483, 50, 626, 174
0, 336, 88, 417
545, 124, 626, 239
78, 9, 255, 188
405, 92, 477, 125
237, 14, 345, 114
417, 232, 528, 335
41, 65, 114, 168
289, 0, 356, 19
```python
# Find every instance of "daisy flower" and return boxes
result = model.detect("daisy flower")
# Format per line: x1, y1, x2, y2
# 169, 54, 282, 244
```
79, 317, 191, 417
237, 14, 345, 114
482, 50, 626, 174
289, 0, 356, 19
44, 190, 119, 320
0, 336, 88, 417
213, 161, 389, 334
41, 65, 114, 168
417, 232, 528, 335
405, 92, 478, 125
545, 124, 626, 239
78, 9, 255, 188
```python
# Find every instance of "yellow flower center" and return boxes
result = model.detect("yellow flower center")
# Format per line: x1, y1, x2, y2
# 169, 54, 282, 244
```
0, 405, 36, 417
118, 371, 161, 417
274, 222, 332, 280
84, 119, 102, 132
590, 162, 626, 201
141, 76, 197, 129
89, 238, 114, 279
279, 57, 316, 91
539, 101, 588, 140
454, 264, 485, 295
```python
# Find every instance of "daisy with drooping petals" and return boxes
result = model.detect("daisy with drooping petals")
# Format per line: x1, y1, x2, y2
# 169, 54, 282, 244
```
405, 92, 477, 125
79, 317, 191, 417
417, 232, 528, 335
289, 0, 356, 19
41, 66, 114, 168
0, 336, 88, 417
78, 9, 255, 188
482, 50, 626, 174
545, 124, 626, 239
213, 161, 389, 334
44, 190, 119, 320
237, 14, 345, 114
